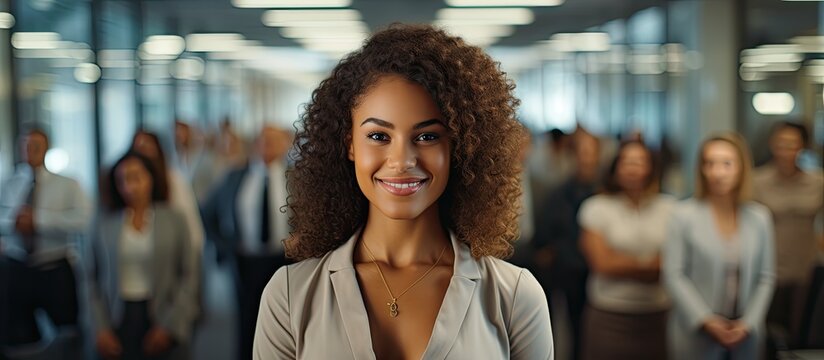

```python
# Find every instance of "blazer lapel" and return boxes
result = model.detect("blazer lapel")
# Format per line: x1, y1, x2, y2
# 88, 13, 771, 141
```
421, 233, 480, 360
328, 231, 376, 360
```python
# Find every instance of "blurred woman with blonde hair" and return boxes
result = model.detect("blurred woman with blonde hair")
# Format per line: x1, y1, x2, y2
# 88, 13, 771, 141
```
664, 132, 775, 360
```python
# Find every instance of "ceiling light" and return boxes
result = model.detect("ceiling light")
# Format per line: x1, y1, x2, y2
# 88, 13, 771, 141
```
262, 9, 360, 26
0, 12, 15, 29
789, 36, 824, 53
434, 23, 515, 38
741, 53, 803, 64
550, 32, 610, 52
74, 63, 101, 84
446, 0, 562, 6
186, 33, 245, 52
172, 57, 205, 81
143, 35, 185, 57
265, 19, 365, 28
752, 92, 794, 115
436, 8, 534, 25
11, 32, 61, 49
45, 149, 69, 173
279, 26, 368, 39
232, 0, 351, 8
302, 42, 362, 53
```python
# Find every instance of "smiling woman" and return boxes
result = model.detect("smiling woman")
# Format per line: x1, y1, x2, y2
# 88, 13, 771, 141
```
252, 24, 554, 360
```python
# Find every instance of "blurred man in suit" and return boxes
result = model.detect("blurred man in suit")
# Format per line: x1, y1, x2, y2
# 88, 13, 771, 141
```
201, 125, 292, 360
0, 129, 91, 358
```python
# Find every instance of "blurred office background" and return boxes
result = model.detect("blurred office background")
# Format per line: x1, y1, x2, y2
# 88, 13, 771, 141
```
0, 0, 822, 359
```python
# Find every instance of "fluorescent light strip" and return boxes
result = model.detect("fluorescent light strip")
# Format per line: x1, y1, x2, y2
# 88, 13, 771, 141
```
434, 23, 515, 37
436, 8, 534, 25
280, 26, 368, 39
186, 33, 245, 52
741, 53, 803, 64
446, 0, 563, 6
0, 12, 15, 29
143, 35, 185, 56
11, 32, 61, 49
753, 92, 795, 115
265, 19, 365, 28
550, 32, 610, 52
262, 9, 360, 24
232, 0, 351, 8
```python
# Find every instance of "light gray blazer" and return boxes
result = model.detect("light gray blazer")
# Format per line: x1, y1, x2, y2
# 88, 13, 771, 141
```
663, 199, 775, 360
253, 230, 554, 359
90, 205, 198, 342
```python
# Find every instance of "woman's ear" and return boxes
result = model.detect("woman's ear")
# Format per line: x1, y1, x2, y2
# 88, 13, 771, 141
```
347, 133, 354, 161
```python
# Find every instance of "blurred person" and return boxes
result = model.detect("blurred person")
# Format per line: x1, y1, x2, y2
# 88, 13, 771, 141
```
529, 128, 574, 207
216, 118, 248, 170
91, 152, 198, 360
664, 132, 775, 360
253, 25, 552, 359
174, 121, 200, 181
533, 131, 601, 360
753, 121, 823, 352
132, 131, 204, 257
174, 121, 219, 206
200, 125, 292, 360
0, 129, 91, 358
578, 139, 675, 360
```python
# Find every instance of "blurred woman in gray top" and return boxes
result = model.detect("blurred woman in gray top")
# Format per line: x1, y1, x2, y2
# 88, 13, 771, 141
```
664, 132, 775, 360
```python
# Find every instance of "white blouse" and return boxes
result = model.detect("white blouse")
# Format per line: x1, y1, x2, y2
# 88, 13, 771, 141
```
119, 209, 154, 301
578, 193, 676, 313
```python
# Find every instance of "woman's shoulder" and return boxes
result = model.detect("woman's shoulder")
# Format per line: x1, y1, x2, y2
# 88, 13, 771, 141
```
667, 198, 705, 222
740, 201, 772, 222
153, 205, 187, 224
582, 193, 611, 206
265, 255, 329, 292
477, 257, 544, 299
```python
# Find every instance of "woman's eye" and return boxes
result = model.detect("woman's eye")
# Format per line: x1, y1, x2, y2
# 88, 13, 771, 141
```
416, 133, 439, 142
367, 132, 389, 142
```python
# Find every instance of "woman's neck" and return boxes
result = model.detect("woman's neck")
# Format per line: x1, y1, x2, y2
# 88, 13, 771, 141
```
775, 161, 800, 179
623, 189, 644, 207
359, 205, 451, 269
127, 201, 150, 216
707, 193, 736, 213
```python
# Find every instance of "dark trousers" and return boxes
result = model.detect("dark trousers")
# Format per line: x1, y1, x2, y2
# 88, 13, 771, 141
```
3, 258, 79, 346
555, 267, 588, 360
235, 252, 287, 360
581, 306, 668, 360
767, 283, 807, 355
110, 301, 186, 360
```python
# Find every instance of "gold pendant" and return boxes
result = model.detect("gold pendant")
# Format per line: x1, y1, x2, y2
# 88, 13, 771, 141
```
388, 299, 399, 317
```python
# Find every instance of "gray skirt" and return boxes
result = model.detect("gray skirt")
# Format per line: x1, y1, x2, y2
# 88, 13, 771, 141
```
581, 305, 668, 360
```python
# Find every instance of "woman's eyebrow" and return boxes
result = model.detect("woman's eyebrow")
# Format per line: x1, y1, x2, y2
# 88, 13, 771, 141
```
359, 117, 443, 129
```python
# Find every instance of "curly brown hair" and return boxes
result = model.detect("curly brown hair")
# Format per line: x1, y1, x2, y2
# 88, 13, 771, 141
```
286, 23, 524, 261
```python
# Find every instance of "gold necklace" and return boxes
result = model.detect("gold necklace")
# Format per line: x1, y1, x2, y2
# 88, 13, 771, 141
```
362, 240, 448, 318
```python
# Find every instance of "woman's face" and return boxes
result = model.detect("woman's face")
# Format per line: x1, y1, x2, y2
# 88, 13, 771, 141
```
702, 140, 742, 197
615, 143, 652, 193
132, 133, 160, 161
116, 157, 154, 207
349, 74, 450, 220
769, 127, 803, 169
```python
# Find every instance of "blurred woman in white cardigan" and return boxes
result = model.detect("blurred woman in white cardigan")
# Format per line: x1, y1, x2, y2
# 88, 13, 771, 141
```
663, 132, 775, 360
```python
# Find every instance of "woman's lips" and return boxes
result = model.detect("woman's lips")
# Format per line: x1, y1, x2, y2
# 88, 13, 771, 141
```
377, 178, 427, 196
